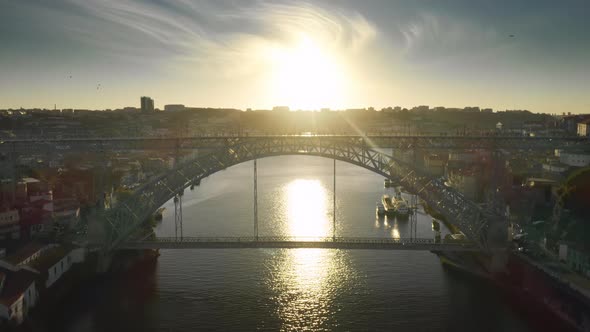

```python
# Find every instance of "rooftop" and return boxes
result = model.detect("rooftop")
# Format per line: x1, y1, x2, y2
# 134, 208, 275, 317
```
3, 242, 48, 266
28, 246, 69, 273
526, 178, 558, 186
19, 177, 40, 184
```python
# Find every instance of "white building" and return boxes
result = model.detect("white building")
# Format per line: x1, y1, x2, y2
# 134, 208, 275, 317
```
29, 246, 86, 289
578, 120, 589, 137
0, 268, 39, 325
0, 243, 86, 327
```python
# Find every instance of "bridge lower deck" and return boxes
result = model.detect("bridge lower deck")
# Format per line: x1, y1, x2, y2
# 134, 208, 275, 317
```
118, 237, 478, 251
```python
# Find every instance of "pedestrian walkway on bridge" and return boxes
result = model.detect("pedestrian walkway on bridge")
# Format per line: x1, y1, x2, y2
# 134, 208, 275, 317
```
119, 236, 479, 251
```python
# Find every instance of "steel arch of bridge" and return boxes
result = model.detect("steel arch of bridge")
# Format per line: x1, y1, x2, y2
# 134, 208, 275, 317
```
100, 136, 503, 252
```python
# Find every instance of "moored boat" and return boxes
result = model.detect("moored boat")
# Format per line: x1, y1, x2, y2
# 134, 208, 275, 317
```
381, 195, 396, 215
392, 191, 410, 218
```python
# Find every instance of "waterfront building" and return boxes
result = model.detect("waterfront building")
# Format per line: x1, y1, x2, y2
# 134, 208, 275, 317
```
560, 244, 590, 277
0, 243, 54, 271
0, 268, 38, 325
27, 246, 86, 289
0, 244, 84, 326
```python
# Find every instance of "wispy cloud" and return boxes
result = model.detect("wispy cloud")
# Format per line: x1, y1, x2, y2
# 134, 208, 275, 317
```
62, 0, 377, 76
398, 13, 500, 63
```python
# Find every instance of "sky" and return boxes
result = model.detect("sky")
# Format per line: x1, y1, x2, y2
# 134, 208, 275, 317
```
1, 0, 589, 113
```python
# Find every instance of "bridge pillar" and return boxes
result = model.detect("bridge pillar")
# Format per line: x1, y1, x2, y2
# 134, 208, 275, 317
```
254, 159, 258, 240
486, 216, 509, 250
174, 192, 183, 240
96, 250, 113, 273
333, 158, 336, 240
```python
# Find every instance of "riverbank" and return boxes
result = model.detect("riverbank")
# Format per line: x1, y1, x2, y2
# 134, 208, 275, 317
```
497, 253, 589, 332
422, 200, 460, 234
3, 249, 160, 331
423, 200, 589, 331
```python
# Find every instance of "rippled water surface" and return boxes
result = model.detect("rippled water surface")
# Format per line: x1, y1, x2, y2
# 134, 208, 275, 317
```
48, 156, 535, 331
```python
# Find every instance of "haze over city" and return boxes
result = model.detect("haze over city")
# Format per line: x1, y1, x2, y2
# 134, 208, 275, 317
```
1, 0, 589, 113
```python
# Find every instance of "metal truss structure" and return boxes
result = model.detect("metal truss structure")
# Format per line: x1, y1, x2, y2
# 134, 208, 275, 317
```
97, 136, 508, 252
1, 135, 586, 154
120, 236, 478, 251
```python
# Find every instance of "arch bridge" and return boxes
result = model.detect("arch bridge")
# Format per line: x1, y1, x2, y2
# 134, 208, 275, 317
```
91, 136, 507, 253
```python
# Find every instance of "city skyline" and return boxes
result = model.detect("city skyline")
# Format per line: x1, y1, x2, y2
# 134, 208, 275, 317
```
1, 0, 590, 113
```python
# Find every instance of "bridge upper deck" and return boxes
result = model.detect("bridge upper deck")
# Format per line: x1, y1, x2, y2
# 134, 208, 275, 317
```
1, 134, 586, 153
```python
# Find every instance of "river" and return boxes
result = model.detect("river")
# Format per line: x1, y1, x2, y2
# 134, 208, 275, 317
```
40, 156, 535, 331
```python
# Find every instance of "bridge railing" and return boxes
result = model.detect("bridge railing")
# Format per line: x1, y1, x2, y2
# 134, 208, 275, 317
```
124, 236, 476, 246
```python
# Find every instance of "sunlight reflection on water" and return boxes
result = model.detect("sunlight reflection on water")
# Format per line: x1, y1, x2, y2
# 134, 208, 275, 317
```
285, 179, 331, 238
269, 179, 354, 329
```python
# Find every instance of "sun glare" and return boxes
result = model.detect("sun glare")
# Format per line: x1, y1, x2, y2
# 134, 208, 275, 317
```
269, 36, 348, 110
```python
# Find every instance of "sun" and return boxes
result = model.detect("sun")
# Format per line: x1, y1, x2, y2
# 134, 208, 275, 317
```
268, 36, 348, 110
